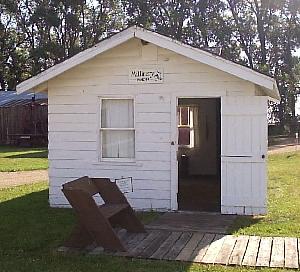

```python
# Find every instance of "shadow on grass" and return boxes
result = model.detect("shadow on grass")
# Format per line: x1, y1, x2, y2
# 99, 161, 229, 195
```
136, 210, 162, 225
0, 187, 198, 272
227, 215, 262, 234
0, 187, 160, 255
0, 188, 74, 253
6, 150, 48, 159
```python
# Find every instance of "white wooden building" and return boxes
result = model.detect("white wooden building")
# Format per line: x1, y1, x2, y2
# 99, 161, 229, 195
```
17, 26, 279, 215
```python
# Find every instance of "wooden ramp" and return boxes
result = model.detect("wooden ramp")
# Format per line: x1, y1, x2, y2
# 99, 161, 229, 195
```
108, 230, 300, 269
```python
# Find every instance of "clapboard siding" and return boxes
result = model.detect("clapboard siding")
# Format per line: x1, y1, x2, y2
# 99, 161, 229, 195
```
136, 132, 170, 143
136, 142, 170, 152
49, 113, 96, 123
136, 123, 170, 133
50, 74, 244, 88
136, 103, 170, 113
50, 177, 170, 191
49, 122, 97, 132
48, 94, 96, 104
48, 37, 261, 212
135, 151, 170, 162
49, 82, 254, 96
49, 131, 97, 142
49, 150, 171, 162
50, 160, 170, 171
49, 189, 170, 201
48, 104, 97, 114
49, 195, 170, 210
49, 39, 253, 93
136, 93, 171, 104
57, 62, 240, 78
128, 199, 170, 210
48, 141, 170, 153
136, 112, 170, 123
49, 168, 170, 181
61, 62, 219, 76
48, 141, 97, 151
49, 150, 98, 160
56, 71, 242, 83
50, 186, 170, 200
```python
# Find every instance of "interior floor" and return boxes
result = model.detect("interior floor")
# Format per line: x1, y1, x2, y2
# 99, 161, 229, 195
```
178, 175, 220, 212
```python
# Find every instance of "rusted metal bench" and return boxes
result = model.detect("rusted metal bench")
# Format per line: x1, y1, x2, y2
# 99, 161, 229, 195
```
62, 176, 145, 252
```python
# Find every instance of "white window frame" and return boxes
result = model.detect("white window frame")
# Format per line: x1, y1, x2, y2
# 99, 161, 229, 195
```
99, 96, 136, 162
178, 106, 195, 148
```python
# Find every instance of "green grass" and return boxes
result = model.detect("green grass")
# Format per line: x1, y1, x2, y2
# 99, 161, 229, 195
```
137, 210, 161, 224
0, 183, 289, 272
0, 145, 48, 172
0, 152, 299, 271
229, 151, 300, 237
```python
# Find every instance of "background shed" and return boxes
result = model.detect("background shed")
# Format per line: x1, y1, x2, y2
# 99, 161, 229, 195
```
0, 91, 48, 146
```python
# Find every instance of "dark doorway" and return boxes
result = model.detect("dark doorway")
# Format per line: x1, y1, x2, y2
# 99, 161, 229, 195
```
177, 98, 221, 212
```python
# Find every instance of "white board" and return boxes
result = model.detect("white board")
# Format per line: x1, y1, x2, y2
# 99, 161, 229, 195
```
115, 177, 133, 193
129, 66, 164, 84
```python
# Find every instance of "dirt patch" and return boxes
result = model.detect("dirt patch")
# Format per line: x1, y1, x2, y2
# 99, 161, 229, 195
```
268, 144, 300, 154
0, 170, 48, 188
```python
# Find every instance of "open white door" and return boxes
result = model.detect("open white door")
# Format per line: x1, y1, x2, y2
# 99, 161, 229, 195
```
221, 96, 268, 215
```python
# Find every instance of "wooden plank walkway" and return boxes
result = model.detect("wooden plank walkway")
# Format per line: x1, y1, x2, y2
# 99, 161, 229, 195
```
108, 230, 300, 269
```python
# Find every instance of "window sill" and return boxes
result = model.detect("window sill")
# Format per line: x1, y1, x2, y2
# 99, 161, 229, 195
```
92, 161, 143, 167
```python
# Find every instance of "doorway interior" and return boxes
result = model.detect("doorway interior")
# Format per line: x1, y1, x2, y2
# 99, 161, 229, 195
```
177, 98, 221, 212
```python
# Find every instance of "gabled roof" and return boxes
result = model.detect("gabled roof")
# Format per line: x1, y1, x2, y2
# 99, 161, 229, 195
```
17, 26, 280, 100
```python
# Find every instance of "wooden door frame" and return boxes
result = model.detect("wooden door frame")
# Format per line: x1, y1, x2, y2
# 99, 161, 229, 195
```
170, 95, 222, 211
170, 95, 178, 210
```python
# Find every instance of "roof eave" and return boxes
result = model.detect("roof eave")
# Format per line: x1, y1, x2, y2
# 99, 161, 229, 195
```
17, 25, 279, 100
272, 82, 281, 101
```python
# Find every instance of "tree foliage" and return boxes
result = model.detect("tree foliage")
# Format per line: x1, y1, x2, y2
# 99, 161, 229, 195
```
0, 0, 299, 127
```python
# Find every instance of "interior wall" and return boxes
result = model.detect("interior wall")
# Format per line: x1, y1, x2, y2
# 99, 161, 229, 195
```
178, 98, 218, 176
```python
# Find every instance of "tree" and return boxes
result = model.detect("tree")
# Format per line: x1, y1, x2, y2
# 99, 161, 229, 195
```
268, 0, 300, 130
0, 2, 29, 90
0, 0, 299, 129
0, 0, 123, 90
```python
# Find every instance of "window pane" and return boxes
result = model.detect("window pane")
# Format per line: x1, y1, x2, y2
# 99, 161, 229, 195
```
102, 130, 135, 158
178, 127, 190, 145
101, 99, 134, 128
180, 107, 189, 126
